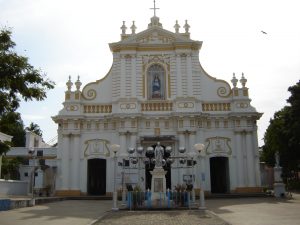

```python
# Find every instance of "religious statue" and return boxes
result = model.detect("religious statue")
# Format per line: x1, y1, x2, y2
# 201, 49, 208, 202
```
152, 74, 161, 98
275, 151, 280, 167
154, 142, 164, 168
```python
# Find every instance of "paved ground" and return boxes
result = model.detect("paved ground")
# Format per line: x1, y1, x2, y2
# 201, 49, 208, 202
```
0, 193, 299, 225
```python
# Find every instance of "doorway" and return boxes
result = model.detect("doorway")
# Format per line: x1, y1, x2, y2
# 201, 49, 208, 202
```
210, 157, 230, 193
87, 158, 106, 195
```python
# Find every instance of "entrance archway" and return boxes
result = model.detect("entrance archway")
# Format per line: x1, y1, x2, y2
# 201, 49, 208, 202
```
210, 157, 230, 193
87, 158, 106, 195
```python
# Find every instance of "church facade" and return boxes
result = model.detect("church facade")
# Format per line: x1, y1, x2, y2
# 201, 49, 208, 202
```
52, 15, 262, 196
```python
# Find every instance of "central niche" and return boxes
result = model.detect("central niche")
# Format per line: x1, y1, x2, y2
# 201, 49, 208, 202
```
147, 64, 165, 100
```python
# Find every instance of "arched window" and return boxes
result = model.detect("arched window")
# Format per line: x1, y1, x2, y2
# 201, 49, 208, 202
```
147, 64, 165, 100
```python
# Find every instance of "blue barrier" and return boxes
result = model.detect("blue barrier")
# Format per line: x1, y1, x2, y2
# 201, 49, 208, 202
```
0, 199, 11, 211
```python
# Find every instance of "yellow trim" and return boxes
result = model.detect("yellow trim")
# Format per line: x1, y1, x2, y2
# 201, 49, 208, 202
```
110, 43, 201, 52
81, 66, 113, 100
197, 61, 232, 98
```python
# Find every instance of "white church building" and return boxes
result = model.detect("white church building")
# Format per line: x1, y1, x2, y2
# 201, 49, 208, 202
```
52, 13, 262, 196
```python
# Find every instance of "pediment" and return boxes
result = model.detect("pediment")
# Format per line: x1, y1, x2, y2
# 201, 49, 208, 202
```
109, 26, 201, 51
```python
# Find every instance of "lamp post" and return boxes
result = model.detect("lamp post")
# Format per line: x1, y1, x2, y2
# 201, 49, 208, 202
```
28, 148, 36, 206
194, 143, 206, 210
110, 144, 120, 211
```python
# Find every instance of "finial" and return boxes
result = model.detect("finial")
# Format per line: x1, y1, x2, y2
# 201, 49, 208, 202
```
121, 21, 127, 35
66, 76, 73, 91
174, 20, 180, 33
150, 0, 160, 17
130, 21, 137, 34
231, 73, 238, 87
75, 75, 82, 91
183, 20, 190, 33
240, 73, 247, 87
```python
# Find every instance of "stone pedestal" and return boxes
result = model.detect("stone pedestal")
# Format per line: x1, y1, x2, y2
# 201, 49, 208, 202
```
150, 167, 167, 201
273, 166, 286, 197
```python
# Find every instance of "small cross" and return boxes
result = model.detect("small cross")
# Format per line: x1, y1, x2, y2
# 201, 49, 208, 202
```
150, 0, 159, 17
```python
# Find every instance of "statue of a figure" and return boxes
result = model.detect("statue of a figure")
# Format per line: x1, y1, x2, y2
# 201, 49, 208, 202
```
154, 142, 164, 167
152, 74, 161, 98
275, 151, 280, 167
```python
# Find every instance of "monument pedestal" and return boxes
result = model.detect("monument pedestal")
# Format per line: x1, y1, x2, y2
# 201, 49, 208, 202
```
150, 167, 167, 201
273, 166, 286, 198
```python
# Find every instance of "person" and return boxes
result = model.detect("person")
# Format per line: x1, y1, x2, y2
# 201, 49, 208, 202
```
152, 74, 161, 98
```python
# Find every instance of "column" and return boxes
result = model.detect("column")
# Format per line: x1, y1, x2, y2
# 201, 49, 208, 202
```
253, 127, 261, 186
119, 133, 127, 158
71, 134, 80, 190
235, 132, 245, 187
186, 54, 193, 96
176, 54, 182, 97
61, 134, 70, 189
189, 132, 196, 154
130, 133, 137, 149
246, 132, 255, 186
120, 55, 126, 97
131, 55, 137, 97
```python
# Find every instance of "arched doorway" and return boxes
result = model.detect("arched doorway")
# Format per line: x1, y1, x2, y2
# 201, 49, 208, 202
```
87, 158, 106, 195
210, 157, 230, 193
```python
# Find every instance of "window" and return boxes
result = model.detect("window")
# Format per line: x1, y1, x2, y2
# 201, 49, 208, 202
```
24, 172, 28, 177
37, 150, 43, 157
147, 64, 165, 100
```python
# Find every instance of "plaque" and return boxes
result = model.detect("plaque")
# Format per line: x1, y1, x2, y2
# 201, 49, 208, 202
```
154, 178, 163, 192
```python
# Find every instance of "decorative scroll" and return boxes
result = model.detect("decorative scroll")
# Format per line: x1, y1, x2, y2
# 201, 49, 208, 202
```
217, 86, 231, 98
178, 102, 194, 108
66, 105, 79, 111
84, 139, 110, 157
205, 136, 232, 155
120, 103, 136, 110
83, 89, 97, 100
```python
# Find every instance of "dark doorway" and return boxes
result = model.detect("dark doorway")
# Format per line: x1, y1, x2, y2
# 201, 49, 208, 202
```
145, 144, 171, 190
87, 158, 106, 195
210, 157, 230, 193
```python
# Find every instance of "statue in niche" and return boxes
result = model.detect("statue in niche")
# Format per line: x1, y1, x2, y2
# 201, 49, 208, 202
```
152, 74, 161, 98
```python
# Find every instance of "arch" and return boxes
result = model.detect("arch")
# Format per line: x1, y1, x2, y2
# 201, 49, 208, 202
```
146, 63, 166, 100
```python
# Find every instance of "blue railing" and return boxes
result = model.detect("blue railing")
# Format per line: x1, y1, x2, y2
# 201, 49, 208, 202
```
126, 190, 192, 209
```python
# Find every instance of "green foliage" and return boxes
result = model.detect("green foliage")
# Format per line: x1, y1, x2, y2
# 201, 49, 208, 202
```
1, 156, 23, 180
0, 28, 55, 115
26, 122, 42, 137
0, 140, 10, 155
262, 80, 300, 178
0, 112, 25, 147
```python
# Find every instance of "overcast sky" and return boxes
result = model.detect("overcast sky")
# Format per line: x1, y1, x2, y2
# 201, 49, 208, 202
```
1, 0, 299, 146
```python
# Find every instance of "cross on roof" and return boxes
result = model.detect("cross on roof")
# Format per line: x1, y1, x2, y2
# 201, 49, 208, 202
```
150, 0, 159, 17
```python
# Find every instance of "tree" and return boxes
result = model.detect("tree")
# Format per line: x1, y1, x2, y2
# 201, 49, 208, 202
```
0, 112, 26, 149
262, 80, 300, 182
26, 122, 43, 137
0, 28, 55, 115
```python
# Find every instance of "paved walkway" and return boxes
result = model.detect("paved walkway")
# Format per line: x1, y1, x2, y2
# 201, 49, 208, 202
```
0, 193, 299, 225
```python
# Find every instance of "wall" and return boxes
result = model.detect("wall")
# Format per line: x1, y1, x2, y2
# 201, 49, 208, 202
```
0, 179, 29, 195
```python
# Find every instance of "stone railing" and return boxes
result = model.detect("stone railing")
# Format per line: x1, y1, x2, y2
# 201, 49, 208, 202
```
83, 105, 112, 113
141, 102, 173, 111
202, 103, 231, 112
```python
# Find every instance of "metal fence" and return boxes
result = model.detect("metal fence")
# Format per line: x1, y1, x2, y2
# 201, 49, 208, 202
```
126, 190, 193, 209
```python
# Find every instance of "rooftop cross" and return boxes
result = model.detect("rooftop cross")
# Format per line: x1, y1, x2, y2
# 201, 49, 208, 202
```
150, 0, 159, 17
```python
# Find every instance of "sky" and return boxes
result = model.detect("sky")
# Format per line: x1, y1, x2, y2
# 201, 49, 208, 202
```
1, 0, 299, 146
